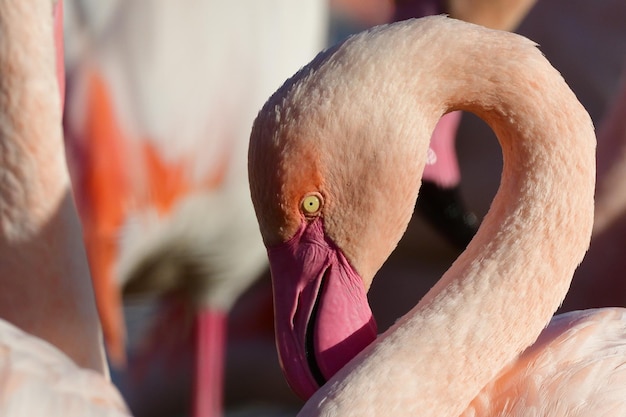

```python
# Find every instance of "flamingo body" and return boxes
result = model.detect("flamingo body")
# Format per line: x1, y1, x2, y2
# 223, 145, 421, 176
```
464, 308, 626, 416
0, 0, 105, 375
0, 0, 129, 414
0, 320, 128, 416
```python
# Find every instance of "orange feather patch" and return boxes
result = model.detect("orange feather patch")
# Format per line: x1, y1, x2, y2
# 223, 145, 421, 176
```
77, 72, 132, 366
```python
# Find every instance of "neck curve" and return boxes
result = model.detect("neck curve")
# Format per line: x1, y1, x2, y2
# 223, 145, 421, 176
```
301, 17, 595, 416
0, 1, 106, 373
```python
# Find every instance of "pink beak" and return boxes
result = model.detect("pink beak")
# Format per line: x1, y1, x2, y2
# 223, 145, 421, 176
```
267, 217, 377, 399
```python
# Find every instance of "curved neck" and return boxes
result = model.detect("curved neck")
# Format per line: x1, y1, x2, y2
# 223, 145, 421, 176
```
0, 1, 106, 374
301, 18, 595, 416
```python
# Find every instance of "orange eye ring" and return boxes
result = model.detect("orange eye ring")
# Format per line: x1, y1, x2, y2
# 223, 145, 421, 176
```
301, 192, 323, 217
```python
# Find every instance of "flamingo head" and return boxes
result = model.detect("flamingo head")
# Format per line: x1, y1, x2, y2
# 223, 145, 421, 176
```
248, 113, 379, 399
248, 34, 432, 399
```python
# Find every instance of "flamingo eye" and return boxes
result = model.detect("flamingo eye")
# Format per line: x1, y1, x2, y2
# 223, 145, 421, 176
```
301, 193, 323, 216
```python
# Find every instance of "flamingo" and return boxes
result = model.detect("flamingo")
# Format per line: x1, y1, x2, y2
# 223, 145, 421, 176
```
0, 0, 129, 414
248, 16, 626, 415
62, 1, 328, 415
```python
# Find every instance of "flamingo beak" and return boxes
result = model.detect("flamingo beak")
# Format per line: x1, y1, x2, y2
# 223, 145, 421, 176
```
267, 217, 377, 400
416, 181, 478, 249
418, 112, 479, 249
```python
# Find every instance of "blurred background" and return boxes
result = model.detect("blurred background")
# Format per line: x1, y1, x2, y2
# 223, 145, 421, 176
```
60, 1, 626, 416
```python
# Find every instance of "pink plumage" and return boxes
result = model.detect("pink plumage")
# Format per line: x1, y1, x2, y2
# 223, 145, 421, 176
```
0, 1, 129, 414
248, 16, 626, 416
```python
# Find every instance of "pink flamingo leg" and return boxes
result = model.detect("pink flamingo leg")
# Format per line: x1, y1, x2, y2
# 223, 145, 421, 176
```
192, 309, 227, 417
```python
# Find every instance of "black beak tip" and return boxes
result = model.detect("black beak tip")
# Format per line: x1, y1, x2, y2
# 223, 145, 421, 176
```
416, 181, 479, 249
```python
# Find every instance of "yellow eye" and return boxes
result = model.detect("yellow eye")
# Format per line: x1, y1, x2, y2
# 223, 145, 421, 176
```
301, 193, 322, 216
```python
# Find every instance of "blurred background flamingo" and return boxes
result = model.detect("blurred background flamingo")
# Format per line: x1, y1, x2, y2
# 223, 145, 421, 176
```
63, 1, 328, 416
0, 0, 129, 414
1, 0, 104, 378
